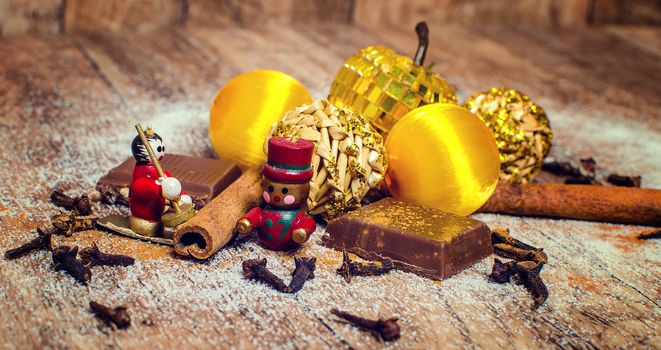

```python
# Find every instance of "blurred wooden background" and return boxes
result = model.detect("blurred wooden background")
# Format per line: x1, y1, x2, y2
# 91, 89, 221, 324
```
1, 0, 660, 36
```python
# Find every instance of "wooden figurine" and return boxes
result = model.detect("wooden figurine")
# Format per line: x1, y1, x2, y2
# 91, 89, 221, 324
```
129, 125, 193, 236
236, 137, 317, 250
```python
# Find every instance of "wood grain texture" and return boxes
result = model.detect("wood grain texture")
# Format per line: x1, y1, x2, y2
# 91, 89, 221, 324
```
186, 0, 353, 27
63, 0, 184, 33
0, 24, 660, 349
0, 0, 63, 35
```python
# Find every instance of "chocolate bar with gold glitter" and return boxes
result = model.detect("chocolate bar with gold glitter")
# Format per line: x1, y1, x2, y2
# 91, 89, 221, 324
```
97, 154, 241, 209
323, 198, 492, 280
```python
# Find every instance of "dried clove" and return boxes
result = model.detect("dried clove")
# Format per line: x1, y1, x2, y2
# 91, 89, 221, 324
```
243, 258, 289, 292
637, 228, 661, 240
337, 250, 394, 283
330, 308, 400, 342
607, 174, 642, 188
491, 228, 538, 251
242, 257, 316, 293
50, 188, 93, 215
512, 261, 548, 308
493, 243, 548, 265
52, 246, 92, 285
288, 257, 316, 293
90, 301, 131, 330
564, 176, 598, 185
97, 185, 129, 206
80, 244, 134, 267
51, 212, 96, 236
4, 228, 53, 260
489, 258, 516, 283
488, 259, 548, 308
541, 160, 580, 177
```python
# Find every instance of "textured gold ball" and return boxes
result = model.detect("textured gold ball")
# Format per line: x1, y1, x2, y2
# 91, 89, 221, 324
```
462, 88, 553, 184
329, 46, 457, 136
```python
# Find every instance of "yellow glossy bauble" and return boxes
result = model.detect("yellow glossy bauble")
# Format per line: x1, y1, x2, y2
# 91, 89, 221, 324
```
209, 70, 312, 168
463, 88, 552, 184
385, 104, 500, 216
328, 45, 457, 136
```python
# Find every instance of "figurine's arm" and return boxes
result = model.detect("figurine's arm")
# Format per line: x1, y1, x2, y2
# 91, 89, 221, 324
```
291, 213, 317, 244
160, 169, 191, 204
236, 207, 262, 235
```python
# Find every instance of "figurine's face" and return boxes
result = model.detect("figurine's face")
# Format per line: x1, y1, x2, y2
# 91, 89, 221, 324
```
262, 180, 309, 209
150, 138, 166, 161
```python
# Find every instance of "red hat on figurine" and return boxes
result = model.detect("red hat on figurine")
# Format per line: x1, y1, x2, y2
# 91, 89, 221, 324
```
263, 137, 314, 183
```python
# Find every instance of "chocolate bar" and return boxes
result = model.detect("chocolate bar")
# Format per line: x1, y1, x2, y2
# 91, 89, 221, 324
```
96, 154, 241, 209
324, 198, 493, 280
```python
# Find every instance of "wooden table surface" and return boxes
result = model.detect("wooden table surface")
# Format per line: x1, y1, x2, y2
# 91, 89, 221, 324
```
0, 23, 659, 349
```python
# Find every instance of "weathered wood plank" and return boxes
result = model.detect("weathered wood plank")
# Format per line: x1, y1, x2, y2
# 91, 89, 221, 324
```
0, 0, 63, 36
63, 0, 183, 33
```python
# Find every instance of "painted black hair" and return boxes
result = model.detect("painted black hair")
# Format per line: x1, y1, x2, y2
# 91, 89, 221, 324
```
131, 131, 163, 164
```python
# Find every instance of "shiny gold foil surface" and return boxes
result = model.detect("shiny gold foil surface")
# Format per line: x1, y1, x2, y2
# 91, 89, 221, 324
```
328, 46, 457, 136
385, 104, 500, 216
462, 88, 553, 184
267, 99, 388, 218
209, 70, 312, 168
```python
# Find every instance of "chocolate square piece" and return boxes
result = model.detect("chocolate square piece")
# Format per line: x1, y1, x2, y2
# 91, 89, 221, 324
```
324, 198, 493, 280
96, 154, 241, 209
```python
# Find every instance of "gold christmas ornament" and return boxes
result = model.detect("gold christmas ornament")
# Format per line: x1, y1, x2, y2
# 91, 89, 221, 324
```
209, 70, 312, 168
328, 22, 457, 136
385, 104, 500, 216
462, 88, 553, 184
267, 99, 388, 218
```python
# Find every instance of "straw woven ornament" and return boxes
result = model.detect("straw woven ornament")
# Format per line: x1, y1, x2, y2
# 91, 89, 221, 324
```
266, 99, 388, 218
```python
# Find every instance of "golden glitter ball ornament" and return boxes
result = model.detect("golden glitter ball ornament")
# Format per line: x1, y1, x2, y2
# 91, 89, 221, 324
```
209, 70, 312, 168
267, 99, 388, 218
385, 104, 500, 216
328, 22, 457, 136
462, 88, 553, 184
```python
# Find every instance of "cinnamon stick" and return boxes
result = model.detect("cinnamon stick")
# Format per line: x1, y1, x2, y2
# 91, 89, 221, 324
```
173, 168, 262, 259
479, 182, 661, 226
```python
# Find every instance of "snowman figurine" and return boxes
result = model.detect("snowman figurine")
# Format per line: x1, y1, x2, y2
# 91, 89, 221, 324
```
129, 128, 191, 236
236, 137, 317, 250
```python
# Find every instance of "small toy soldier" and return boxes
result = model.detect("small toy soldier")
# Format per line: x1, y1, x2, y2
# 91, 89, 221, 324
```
129, 128, 191, 236
236, 137, 317, 250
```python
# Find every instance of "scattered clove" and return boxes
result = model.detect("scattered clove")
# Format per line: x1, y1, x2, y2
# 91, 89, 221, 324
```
52, 246, 92, 285
637, 228, 661, 240
489, 228, 549, 308
330, 308, 400, 342
607, 174, 642, 188
541, 160, 580, 177
4, 228, 53, 260
542, 158, 601, 185
494, 243, 548, 265
564, 176, 598, 185
51, 212, 96, 236
90, 301, 131, 330
80, 244, 134, 267
242, 257, 316, 293
489, 258, 516, 283
50, 188, 93, 215
512, 261, 548, 308
491, 228, 538, 251
336, 250, 394, 283
97, 185, 129, 206
288, 257, 316, 293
